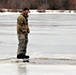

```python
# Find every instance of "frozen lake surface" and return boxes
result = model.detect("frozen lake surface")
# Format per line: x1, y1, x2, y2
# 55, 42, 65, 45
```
0, 63, 76, 75
0, 12, 76, 62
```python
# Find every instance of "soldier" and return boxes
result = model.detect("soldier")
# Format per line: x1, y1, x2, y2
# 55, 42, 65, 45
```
17, 7, 30, 59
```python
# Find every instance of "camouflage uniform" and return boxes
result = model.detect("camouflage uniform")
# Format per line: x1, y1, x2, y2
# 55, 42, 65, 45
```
17, 14, 29, 55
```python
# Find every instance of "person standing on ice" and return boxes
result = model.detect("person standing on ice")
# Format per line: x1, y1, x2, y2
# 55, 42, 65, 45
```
17, 7, 30, 59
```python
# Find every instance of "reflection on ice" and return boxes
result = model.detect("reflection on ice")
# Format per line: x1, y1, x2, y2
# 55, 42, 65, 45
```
0, 63, 76, 75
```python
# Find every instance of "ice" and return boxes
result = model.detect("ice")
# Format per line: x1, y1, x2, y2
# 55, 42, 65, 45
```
0, 11, 76, 75
0, 12, 76, 60
0, 63, 76, 75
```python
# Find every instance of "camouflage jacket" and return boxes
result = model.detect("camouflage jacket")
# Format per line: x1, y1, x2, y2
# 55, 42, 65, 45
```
17, 14, 29, 34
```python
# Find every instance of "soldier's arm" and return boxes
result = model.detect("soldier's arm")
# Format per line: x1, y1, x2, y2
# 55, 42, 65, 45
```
17, 16, 27, 33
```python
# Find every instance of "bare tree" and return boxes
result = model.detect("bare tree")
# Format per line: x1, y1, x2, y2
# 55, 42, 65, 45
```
0, 0, 76, 10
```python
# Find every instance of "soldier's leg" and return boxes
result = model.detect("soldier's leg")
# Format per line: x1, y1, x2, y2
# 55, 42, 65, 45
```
24, 34, 28, 55
17, 34, 26, 55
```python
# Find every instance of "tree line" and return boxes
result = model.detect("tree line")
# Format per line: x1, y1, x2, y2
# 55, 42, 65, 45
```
0, 0, 76, 11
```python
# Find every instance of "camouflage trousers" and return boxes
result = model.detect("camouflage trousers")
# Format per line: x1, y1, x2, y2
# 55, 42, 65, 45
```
17, 34, 28, 55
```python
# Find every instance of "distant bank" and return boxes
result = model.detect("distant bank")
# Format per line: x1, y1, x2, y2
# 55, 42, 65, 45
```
0, 9, 76, 14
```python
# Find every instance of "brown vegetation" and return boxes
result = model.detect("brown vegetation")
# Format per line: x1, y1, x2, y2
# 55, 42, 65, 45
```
0, 0, 76, 11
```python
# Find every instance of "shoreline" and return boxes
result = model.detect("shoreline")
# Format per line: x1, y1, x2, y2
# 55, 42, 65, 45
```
0, 11, 76, 15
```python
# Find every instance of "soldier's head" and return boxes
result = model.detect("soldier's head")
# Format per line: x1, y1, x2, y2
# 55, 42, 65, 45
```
22, 7, 30, 15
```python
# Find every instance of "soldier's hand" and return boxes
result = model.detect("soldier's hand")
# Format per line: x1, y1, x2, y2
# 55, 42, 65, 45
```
27, 28, 30, 33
